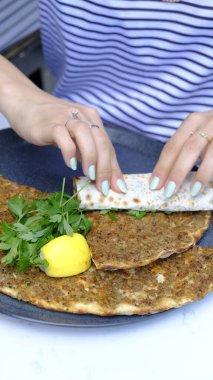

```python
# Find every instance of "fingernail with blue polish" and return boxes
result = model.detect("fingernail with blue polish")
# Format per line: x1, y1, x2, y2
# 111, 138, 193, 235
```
102, 180, 109, 196
165, 181, 176, 198
116, 179, 127, 193
149, 176, 160, 190
191, 181, 202, 197
70, 157, 77, 171
88, 165, 96, 181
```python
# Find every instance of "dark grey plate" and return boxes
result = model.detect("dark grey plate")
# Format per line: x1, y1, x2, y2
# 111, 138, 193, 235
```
0, 128, 212, 326
0, 292, 156, 327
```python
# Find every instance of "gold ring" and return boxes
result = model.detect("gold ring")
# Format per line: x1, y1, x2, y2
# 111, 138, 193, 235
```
199, 132, 212, 145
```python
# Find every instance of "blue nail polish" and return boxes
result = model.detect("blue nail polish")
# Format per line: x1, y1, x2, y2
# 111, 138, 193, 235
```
149, 176, 160, 190
88, 165, 96, 181
70, 157, 77, 171
165, 181, 176, 198
102, 180, 109, 196
116, 179, 127, 193
191, 181, 202, 197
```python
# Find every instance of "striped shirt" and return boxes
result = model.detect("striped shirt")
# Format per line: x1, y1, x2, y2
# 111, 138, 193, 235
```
0, 0, 39, 51
39, 0, 213, 142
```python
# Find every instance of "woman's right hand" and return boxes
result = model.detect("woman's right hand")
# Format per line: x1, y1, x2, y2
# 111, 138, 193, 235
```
13, 91, 126, 196
0, 56, 126, 196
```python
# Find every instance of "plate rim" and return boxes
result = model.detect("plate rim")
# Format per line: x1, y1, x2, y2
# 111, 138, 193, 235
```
0, 292, 156, 327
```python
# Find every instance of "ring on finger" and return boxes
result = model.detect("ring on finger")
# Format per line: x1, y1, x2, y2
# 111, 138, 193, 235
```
70, 109, 80, 120
189, 131, 212, 145
89, 124, 100, 129
199, 132, 212, 145
65, 109, 80, 127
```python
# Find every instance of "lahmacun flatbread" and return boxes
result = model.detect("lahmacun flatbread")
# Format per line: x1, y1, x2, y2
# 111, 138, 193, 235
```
86, 211, 211, 270
0, 177, 212, 316
1, 177, 211, 270
0, 246, 212, 316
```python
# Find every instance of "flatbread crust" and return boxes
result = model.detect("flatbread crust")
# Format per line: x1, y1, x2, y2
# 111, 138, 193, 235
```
74, 173, 213, 211
86, 211, 211, 270
0, 246, 212, 316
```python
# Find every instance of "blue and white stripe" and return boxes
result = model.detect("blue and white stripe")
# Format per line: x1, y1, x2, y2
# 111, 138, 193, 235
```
39, 0, 213, 142
0, 0, 40, 51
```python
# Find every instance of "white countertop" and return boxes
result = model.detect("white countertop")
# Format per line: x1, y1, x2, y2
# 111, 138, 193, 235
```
0, 292, 212, 380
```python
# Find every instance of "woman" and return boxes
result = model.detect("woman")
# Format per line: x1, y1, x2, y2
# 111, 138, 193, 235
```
0, 0, 212, 197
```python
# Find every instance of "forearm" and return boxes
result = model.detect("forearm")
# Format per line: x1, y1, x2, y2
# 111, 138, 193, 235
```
0, 55, 44, 125
0, 55, 124, 194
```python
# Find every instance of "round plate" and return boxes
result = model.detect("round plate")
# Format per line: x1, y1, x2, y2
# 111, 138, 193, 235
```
0, 128, 212, 327
0, 292, 156, 327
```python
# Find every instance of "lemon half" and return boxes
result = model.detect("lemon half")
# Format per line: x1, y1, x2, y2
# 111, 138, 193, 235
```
40, 234, 91, 277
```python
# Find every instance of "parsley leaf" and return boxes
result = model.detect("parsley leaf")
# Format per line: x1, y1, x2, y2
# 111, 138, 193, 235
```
100, 209, 119, 220
126, 210, 147, 219
62, 217, 74, 236
0, 178, 92, 271
7, 197, 31, 221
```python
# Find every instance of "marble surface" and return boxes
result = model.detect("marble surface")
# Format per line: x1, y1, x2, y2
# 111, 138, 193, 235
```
0, 295, 213, 380
0, 127, 213, 380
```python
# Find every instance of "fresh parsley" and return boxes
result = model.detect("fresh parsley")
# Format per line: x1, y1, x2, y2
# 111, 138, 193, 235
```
0, 178, 92, 271
126, 210, 148, 219
100, 208, 148, 220
100, 208, 172, 221
100, 209, 119, 221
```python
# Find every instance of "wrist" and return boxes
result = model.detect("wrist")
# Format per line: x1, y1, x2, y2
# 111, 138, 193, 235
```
0, 55, 41, 123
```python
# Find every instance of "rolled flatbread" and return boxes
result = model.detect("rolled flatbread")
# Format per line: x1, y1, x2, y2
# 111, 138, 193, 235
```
74, 172, 213, 211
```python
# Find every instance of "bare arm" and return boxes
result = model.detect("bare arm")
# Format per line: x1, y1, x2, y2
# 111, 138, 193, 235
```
0, 55, 125, 196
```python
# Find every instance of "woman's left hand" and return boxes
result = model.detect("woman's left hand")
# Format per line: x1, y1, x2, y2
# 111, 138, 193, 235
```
150, 111, 213, 197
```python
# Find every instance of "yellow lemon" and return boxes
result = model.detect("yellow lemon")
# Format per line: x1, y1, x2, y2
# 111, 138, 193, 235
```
40, 234, 91, 277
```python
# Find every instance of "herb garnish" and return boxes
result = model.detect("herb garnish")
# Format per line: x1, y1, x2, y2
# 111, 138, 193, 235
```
100, 209, 148, 220
126, 210, 148, 219
100, 209, 172, 220
0, 178, 92, 271
100, 209, 119, 220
